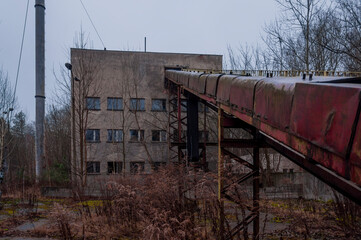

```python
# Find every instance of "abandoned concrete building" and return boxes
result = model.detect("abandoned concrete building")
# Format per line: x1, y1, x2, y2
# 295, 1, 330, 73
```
70, 49, 222, 184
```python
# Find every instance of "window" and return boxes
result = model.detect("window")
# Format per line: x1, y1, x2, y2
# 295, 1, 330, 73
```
129, 129, 144, 142
107, 162, 122, 174
86, 129, 100, 142
151, 99, 166, 111
170, 99, 187, 112
107, 129, 123, 142
152, 130, 167, 142
199, 131, 209, 142
87, 161, 100, 174
86, 97, 100, 110
107, 97, 123, 110
130, 98, 145, 111
130, 162, 145, 174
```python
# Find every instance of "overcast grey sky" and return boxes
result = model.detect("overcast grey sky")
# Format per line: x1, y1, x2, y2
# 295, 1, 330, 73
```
0, 0, 279, 121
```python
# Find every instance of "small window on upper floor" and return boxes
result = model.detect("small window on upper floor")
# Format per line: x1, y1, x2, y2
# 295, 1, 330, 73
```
86, 97, 100, 110
129, 129, 144, 142
152, 130, 167, 142
107, 129, 123, 142
85, 129, 100, 143
107, 97, 123, 111
130, 98, 145, 111
151, 99, 166, 111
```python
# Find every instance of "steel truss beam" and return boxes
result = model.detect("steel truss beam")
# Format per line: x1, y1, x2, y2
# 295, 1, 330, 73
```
261, 133, 361, 205
217, 107, 261, 240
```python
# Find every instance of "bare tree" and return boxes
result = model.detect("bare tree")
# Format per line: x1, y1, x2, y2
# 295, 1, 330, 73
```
321, 0, 361, 71
0, 69, 15, 195
54, 29, 103, 189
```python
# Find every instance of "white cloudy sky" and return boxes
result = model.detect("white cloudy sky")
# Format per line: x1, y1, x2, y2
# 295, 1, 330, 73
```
0, 0, 279, 121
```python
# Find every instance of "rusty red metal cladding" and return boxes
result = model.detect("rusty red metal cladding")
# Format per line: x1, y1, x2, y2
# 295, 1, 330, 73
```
216, 75, 238, 105
230, 76, 262, 117
254, 78, 300, 130
290, 83, 361, 158
188, 72, 206, 93
205, 74, 223, 99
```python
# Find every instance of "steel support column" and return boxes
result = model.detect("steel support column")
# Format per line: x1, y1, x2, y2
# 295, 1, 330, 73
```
218, 106, 225, 240
167, 81, 186, 164
253, 130, 260, 240
187, 94, 199, 163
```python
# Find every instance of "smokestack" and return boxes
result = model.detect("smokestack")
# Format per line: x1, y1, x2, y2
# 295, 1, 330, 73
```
35, 0, 45, 183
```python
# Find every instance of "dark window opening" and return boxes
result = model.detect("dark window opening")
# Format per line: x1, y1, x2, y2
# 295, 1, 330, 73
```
130, 129, 144, 142
107, 97, 123, 110
86, 129, 100, 143
87, 161, 100, 174
152, 130, 167, 142
130, 98, 145, 111
107, 129, 123, 142
86, 97, 100, 110
151, 99, 166, 111
107, 162, 122, 174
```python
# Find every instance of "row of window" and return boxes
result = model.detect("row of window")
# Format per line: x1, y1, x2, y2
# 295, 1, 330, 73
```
86, 97, 166, 111
86, 129, 167, 143
87, 161, 166, 174
170, 99, 209, 113
86, 97, 209, 112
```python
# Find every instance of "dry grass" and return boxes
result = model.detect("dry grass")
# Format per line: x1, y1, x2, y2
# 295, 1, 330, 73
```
0, 165, 360, 239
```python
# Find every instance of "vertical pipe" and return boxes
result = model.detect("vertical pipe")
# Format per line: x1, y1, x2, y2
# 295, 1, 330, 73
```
70, 69, 77, 187
253, 130, 260, 240
217, 106, 224, 240
35, 0, 45, 182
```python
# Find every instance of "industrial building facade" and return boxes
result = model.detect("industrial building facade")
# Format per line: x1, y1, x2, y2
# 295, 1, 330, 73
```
70, 49, 222, 185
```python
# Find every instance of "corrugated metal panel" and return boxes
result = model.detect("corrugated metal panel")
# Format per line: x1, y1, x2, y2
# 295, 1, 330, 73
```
205, 74, 223, 99
230, 77, 261, 116
255, 78, 299, 130
189, 73, 208, 94
165, 70, 178, 82
177, 71, 191, 86
216, 75, 238, 105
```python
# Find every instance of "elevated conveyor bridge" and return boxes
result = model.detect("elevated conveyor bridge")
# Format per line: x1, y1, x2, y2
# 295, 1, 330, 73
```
165, 69, 361, 239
